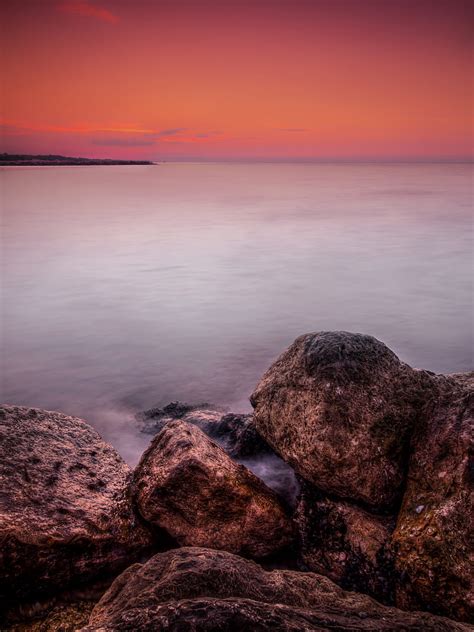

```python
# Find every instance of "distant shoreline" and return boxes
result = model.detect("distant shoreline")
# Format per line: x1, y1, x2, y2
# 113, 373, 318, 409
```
1, 153, 471, 167
0, 153, 154, 166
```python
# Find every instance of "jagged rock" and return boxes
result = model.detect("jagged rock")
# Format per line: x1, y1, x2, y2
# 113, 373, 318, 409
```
295, 480, 395, 602
251, 331, 431, 510
132, 420, 293, 558
0, 405, 154, 605
392, 374, 474, 622
138, 403, 299, 508
82, 547, 470, 631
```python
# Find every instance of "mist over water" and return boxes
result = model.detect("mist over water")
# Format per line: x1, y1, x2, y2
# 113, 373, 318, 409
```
1, 163, 472, 466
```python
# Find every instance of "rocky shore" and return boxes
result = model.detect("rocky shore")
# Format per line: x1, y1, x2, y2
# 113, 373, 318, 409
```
1, 331, 472, 630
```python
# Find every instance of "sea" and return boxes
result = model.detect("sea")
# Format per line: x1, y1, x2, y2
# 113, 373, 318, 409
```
1, 162, 472, 464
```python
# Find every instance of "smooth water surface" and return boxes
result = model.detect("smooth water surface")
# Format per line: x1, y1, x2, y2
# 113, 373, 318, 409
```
1, 163, 472, 462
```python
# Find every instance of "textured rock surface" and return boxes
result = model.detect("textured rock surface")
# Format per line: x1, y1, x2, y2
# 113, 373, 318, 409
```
295, 480, 395, 602
392, 374, 474, 621
0, 405, 154, 604
251, 331, 473, 622
6, 601, 95, 632
83, 547, 470, 631
251, 331, 430, 510
133, 419, 292, 558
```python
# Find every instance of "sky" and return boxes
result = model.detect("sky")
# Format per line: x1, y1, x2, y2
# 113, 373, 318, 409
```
1, 0, 472, 161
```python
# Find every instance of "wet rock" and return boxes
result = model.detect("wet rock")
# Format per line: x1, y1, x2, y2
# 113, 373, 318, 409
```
0, 405, 154, 605
82, 547, 470, 631
237, 453, 300, 510
295, 480, 395, 602
251, 331, 430, 510
137, 401, 225, 436
137, 402, 298, 507
392, 374, 474, 622
132, 419, 293, 558
138, 401, 271, 459
211, 412, 273, 458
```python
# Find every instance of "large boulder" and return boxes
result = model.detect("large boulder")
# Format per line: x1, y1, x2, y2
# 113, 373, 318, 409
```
392, 375, 474, 621
132, 419, 292, 558
251, 331, 473, 622
251, 331, 430, 510
0, 405, 154, 605
295, 480, 395, 602
82, 547, 469, 631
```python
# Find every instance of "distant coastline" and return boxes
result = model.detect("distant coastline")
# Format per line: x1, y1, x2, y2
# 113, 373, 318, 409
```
0, 153, 154, 166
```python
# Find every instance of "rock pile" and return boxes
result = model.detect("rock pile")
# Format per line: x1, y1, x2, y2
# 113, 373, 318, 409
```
251, 331, 473, 621
1, 331, 472, 629
82, 547, 469, 631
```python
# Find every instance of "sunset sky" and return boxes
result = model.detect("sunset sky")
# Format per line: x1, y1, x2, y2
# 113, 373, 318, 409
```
1, 0, 472, 161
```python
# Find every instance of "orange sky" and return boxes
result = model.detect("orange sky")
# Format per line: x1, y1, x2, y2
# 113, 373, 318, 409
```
1, 0, 472, 160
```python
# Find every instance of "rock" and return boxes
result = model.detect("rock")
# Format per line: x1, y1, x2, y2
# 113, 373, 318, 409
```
211, 412, 273, 458
449, 372, 474, 389
251, 331, 473, 622
85, 598, 472, 632
137, 402, 299, 508
137, 401, 224, 436
210, 413, 301, 509
6, 601, 95, 632
0, 405, 154, 605
392, 375, 474, 622
251, 331, 430, 510
138, 402, 271, 459
295, 480, 395, 602
132, 419, 293, 558
82, 547, 470, 631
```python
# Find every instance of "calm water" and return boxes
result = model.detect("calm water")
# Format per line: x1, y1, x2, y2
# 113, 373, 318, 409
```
1, 163, 472, 462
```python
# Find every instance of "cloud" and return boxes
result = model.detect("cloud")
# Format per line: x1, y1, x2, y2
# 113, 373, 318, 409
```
154, 129, 224, 144
0, 123, 28, 135
1, 121, 155, 137
91, 128, 188, 146
156, 128, 188, 138
0, 120, 225, 148
58, 1, 119, 24
277, 128, 310, 133
92, 136, 156, 146
194, 130, 222, 139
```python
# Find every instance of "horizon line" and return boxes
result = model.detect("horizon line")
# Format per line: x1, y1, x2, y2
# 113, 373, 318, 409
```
154, 157, 473, 165
1, 152, 472, 165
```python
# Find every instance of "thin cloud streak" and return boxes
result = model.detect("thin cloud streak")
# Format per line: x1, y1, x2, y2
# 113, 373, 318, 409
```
0, 120, 225, 149
58, 1, 119, 24
92, 137, 156, 146
277, 128, 310, 133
